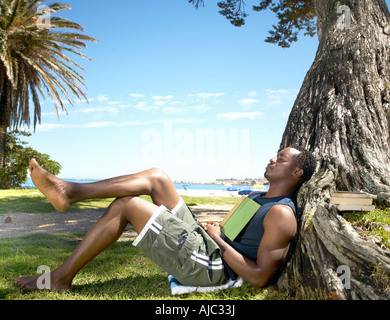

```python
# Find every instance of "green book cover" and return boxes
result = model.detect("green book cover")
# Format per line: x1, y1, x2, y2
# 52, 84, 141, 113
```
220, 196, 261, 241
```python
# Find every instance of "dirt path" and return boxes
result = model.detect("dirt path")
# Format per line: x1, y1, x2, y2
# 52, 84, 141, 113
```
0, 204, 230, 239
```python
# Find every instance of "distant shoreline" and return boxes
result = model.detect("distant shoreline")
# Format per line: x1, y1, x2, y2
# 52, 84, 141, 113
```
174, 178, 268, 186
21, 177, 269, 192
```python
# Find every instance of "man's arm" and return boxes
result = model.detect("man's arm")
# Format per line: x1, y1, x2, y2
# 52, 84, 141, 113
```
204, 204, 297, 288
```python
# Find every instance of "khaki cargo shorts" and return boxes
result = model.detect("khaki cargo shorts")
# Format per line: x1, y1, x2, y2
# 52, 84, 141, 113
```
133, 198, 229, 287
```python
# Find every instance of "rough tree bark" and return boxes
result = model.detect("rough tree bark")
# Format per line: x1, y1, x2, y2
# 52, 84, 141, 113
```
275, 0, 390, 299
0, 69, 11, 170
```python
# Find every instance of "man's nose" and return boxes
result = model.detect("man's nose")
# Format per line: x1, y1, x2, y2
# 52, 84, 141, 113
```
269, 156, 277, 163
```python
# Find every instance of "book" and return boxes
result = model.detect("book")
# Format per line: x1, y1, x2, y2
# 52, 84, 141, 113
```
336, 204, 376, 212
220, 196, 261, 241
331, 191, 375, 212
332, 191, 370, 198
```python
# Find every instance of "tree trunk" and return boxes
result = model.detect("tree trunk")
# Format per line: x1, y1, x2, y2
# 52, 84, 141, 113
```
0, 124, 5, 169
0, 73, 10, 171
275, 0, 390, 299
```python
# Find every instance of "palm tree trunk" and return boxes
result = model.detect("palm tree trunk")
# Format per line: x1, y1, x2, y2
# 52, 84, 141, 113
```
0, 75, 10, 170
0, 124, 5, 169
275, 0, 390, 299
0, 77, 10, 170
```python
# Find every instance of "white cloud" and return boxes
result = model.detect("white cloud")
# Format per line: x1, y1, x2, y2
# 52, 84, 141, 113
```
154, 100, 168, 107
96, 94, 110, 101
282, 109, 292, 118
84, 121, 116, 128
193, 104, 209, 113
117, 120, 146, 126
173, 118, 203, 124
134, 101, 148, 109
162, 104, 209, 115
217, 112, 264, 120
41, 110, 67, 117
151, 118, 203, 124
265, 89, 298, 108
153, 95, 174, 100
266, 89, 292, 94
79, 106, 119, 114
129, 93, 144, 98
163, 107, 181, 114
237, 98, 259, 109
35, 120, 147, 132
118, 104, 132, 109
188, 92, 225, 99
108, 101, 122, 105
35, 123, 78, 131
134, 101, 159, 111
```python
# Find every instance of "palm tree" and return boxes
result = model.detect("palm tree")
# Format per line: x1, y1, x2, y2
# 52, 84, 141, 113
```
0, 0, 96, 168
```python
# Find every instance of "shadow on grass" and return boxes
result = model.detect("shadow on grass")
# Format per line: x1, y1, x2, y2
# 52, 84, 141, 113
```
74, 273, 171, 299
0, 195, 55, 214
0, 233, 286, 300
0, 193, 114, 214
0, 232, 176, 300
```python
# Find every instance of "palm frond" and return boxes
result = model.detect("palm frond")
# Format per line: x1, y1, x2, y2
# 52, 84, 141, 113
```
0, 0, 97, 129
4, 0, 21, 29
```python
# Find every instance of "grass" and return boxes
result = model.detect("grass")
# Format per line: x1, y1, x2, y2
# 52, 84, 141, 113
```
3, 189, 389, 300
0, 189, 115, 214
0, 233, 285, 300
342, 207, 390, 249
0, 188, 287, 300
0, 189, 238, 214
342, 208, 390, 293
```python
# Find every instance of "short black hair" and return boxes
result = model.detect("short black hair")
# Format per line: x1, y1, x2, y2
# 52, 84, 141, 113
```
289, 145, 317, 185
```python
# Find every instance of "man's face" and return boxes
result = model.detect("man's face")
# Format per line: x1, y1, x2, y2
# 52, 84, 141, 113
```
264, 147, 302, 183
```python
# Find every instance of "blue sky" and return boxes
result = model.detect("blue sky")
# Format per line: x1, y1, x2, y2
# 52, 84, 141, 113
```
23, 0, 373, 181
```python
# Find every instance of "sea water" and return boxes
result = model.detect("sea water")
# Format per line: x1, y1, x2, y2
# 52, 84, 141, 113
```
21, 178, 265, 192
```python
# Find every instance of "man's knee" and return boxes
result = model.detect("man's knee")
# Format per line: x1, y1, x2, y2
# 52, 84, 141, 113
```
112, 196, 134, 208
147, 168, 171, 186
113, 196, 144, 213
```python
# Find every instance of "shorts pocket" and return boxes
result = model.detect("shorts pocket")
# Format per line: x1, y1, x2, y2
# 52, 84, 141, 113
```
147, 215, 193, 276
174, 231, 202, 276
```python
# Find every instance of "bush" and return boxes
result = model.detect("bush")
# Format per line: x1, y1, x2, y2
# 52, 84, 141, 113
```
0, 130, 61, 189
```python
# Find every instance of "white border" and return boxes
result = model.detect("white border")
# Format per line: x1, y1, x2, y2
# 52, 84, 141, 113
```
132, 205, 166, 247
132, 197, 184, 247
171, 197, 184, 215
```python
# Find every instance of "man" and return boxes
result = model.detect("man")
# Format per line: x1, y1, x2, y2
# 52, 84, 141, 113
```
15, 146, 316, 292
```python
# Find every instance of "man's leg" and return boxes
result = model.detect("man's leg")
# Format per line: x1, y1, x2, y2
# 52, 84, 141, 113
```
29, 159, 180, 212
15, 196, 159, 292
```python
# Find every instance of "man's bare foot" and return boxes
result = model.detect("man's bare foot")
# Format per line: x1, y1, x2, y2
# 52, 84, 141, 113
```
29, 159, 72, 212
14, 273, 72, 293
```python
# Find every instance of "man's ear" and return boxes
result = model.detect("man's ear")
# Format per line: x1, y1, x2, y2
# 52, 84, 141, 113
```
293, 168, 304, 178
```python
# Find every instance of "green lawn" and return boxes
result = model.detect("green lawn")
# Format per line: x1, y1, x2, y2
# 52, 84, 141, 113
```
2, 189, 389, 300
0, 189, 239, 214
0, 189, 287, 300
0, 189, 115, 214
343, 208, 390, 249
0, 233, 287, 300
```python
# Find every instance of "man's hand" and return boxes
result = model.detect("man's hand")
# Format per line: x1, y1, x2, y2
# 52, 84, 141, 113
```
200, 221, 221, 240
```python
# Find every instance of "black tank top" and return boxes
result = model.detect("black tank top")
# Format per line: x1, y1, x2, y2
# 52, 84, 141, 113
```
221, 191, 297, 279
